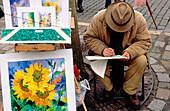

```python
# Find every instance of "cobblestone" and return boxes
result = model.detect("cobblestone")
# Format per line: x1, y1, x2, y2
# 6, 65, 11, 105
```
150, 57, 158, 64
147, 99, 166, 111
156, 88, 170, 100
154, 41, 165, 47
151, 64, 166, 72
162, 51, 170, 60
165, 45, 170, 51
156, 73, 170, 82
149, 52, 161, 59
161, 60, 170, 69
159, 82, 170, 89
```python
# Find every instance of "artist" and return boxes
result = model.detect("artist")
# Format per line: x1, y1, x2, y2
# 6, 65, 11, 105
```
83, 1, 151, 109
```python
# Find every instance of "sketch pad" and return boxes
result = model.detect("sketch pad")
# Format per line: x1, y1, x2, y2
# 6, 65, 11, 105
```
0, 28, 71, 44
86, 55, 127, 60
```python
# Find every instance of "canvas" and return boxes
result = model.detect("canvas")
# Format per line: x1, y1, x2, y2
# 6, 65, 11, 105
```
2, 0, 34, 28
3, 0, 70, 29
0, 49, 76, 111
41, 0, 70, 28
17, 7, 56, 28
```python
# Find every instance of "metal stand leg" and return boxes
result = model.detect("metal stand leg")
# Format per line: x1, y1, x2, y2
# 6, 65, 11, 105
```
94, 74, 96, 100
141, 75, 145, 100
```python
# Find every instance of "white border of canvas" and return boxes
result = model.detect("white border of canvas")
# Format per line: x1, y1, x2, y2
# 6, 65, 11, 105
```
0, 49, 76, 111
17, 6, 56, 28
37, 0, 70, 28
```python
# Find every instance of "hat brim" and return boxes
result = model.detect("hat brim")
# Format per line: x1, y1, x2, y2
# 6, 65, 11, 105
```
105, 1, 135, 32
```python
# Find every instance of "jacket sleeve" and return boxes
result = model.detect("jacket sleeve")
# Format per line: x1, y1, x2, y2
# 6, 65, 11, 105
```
83, 16, 107, 55
125, 15, 152, 60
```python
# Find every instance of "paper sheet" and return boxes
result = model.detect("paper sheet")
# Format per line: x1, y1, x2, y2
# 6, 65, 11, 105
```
90, 60, 108, 78
86, 55, 127, 60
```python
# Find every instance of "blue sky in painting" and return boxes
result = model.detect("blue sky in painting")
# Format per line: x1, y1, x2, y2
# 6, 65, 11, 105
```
10, 0, 30, 7
8, 58, 65, 87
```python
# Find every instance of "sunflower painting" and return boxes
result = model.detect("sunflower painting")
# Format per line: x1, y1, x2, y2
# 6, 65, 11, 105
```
8, 58, 68, 111
41, 0, 70, 28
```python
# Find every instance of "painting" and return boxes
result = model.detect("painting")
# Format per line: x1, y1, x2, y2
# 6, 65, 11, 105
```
41, 0, 70, 28
10, 0, 30, 27
22, 12, 35, 28
0, 49, 76, 111
39, 12, 52, 27
3, 0, 30, 28
17, 6, 56, 28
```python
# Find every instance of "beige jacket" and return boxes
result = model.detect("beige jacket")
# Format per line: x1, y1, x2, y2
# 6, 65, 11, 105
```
84, 10, 152, 62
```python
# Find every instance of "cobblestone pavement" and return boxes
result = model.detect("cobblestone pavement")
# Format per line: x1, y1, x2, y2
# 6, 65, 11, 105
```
0, 0, 169, 110
77, 0, 170, 110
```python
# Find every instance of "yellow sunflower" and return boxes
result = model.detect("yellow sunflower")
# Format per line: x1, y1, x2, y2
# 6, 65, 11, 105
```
52, 3, 60, 13
29, 84, 56, 107
25, 63, 51, 85
44, 1, 53, 6
44, 1, 60, 13
12, 70, 32, 100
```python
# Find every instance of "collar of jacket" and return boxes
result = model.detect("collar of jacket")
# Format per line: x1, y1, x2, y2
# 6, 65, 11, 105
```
103, 20, 132, 49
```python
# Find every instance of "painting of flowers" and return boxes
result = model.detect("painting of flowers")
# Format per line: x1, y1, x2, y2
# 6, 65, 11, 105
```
8, 58, 68, 111
41, 0, 70, 28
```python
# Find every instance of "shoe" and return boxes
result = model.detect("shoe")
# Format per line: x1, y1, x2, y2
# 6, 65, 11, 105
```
121, 89, 140, 109
77, 6, 84, 13
102, 89, 114, 102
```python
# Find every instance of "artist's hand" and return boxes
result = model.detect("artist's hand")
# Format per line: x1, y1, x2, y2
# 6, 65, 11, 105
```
103, 48, 115, 57
121, 51, 130, 61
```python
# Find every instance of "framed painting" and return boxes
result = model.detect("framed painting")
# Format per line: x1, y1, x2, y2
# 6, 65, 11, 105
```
17, 7, 56, 28
41, 0, 70, 28
2, 0, 43, 28
0, 49, 76, 111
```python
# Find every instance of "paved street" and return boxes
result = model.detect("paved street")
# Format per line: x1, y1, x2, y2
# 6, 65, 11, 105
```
77, 0, 170, 110
0, 0, 170, 110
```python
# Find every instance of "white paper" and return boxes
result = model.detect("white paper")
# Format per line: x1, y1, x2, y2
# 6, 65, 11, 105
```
90, 60, 108, 78
86, 55, 127, 60
17, 6, 56, 28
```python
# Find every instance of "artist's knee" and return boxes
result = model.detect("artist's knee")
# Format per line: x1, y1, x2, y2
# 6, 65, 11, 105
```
131, 55, 147, 68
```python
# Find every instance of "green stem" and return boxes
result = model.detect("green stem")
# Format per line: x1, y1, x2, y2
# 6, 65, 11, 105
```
11, 90, 24, 107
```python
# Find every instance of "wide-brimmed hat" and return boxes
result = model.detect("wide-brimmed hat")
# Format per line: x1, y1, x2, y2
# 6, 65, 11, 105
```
105, 1, 135, 32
